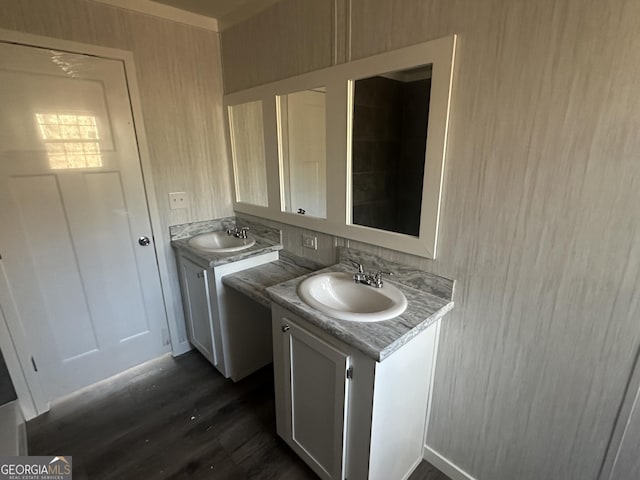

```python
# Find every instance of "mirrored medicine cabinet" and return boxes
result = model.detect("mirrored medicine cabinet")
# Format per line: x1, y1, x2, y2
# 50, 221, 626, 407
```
227, 100, 268, 207
350, 64, 432, 237
277, 87, 327, 219
224, 35, 456, 258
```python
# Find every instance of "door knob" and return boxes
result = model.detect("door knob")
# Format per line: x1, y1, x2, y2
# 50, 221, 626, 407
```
138, 236, 151, 246
282, 324, 290, 333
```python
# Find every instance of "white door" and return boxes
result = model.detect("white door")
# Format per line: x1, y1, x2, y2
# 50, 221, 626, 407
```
281, 319, 350, 480
0, 42, 169, 404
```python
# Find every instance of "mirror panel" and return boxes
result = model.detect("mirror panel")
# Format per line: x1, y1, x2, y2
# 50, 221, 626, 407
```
277, 88, 327, 218
228, 100, 268, 206
350, 65, 432, 237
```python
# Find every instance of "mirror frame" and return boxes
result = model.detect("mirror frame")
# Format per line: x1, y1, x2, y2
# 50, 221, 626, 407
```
223, 35, 456, 258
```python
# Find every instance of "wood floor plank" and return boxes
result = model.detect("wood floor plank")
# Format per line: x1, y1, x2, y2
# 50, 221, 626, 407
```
27, 351, 451, 480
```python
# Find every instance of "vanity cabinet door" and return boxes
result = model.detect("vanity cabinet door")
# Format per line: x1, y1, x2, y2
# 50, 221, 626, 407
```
277, 317, 351, 480
180, 257, 217, 365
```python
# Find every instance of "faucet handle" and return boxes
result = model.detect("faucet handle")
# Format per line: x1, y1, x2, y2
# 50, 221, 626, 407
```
240, 227, 250, 239
373, 271, 393, 287
226, 227, 236, 236
374, 270, 393, 277
351, 261, 364, 273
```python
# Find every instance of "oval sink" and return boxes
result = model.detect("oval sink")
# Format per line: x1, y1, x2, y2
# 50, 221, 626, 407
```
298, 272, 407, 322
188, 231, 255, 253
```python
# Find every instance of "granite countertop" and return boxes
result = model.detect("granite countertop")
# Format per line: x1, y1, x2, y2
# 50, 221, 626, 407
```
170, 217, 283, 267
222, 252, 324, 308
266, 247, 455, 362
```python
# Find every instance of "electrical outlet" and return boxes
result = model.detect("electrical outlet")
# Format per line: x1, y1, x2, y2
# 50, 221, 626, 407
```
302, 233, 317, 250
169, 192, 189, 210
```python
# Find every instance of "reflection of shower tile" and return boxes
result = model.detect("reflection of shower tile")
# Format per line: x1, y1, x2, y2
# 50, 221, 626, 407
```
353, 77, 376, 107
353, 201, 397, 232
372, 111, 387, 140
353, 203, 383, 229
353, 105, 377, 140
381, 141, 401, 168
354, 76, 401, 106
350, 75, 430, 237
353, 77, 403, 140
352, 172, 387, 204
352, 140, 374, 173
370, 144, 385, 171
352, 172, 373, 204
401, 79, 431, 137
353, 204, 373, 226
354, 140, 399, 175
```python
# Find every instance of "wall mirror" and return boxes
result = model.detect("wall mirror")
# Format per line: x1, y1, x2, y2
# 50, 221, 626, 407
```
350, 65, 432, 236
224, 35, 456, 258
277, 87, 327, 218
228, 100, 268, 207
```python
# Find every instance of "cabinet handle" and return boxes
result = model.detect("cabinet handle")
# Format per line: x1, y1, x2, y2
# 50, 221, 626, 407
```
197, 272, 204, 279
282, 324, 290, 333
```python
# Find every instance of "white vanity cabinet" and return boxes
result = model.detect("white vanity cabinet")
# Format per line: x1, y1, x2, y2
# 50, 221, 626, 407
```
179, 257, 217, 365
176, 249, 278, 381
272, 303, 441, 480
276, 318, 351, 480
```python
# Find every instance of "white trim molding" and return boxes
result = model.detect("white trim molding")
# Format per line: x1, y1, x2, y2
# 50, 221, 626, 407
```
0, 285, 45, 420
92, 0, 219, 31
423, 446, 478, 480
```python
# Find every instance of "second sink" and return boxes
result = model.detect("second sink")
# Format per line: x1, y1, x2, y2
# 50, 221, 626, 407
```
188, 231, 255, 253
297, 271, 407, 322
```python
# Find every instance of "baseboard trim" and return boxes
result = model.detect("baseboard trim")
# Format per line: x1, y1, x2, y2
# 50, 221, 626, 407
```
18, 419, 27, 456
424, 445, 478, 480
171, 340, 192, 357
402, 456, 424, 480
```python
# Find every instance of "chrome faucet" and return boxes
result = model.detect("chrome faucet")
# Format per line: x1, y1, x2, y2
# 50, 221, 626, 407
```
227, 226, 250, 239
351, 261, 393, 288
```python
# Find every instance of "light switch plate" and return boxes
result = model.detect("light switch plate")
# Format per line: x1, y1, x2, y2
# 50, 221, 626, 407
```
302, 233, 317, 250
169, 192, 189, 210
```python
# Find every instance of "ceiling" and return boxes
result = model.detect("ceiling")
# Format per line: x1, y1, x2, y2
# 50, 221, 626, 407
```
94, 0, 279, 31
152, 0, 260, 19
151, 0, 280, 29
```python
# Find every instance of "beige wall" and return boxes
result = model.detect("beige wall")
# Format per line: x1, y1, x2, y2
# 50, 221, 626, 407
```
222, 1, 640, 479
0, 0, 233, 342
221, 0, 334, 92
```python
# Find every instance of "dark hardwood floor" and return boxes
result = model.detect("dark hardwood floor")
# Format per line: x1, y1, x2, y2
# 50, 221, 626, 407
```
28, 351, 451, 480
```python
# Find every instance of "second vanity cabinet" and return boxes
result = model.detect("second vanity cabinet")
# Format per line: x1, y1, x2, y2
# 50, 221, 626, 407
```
176, 248, 278, 381
272, 303, 442, 480
180, 257, 216, 364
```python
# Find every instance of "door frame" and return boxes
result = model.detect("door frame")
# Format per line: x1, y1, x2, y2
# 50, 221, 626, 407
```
0, 268, 44, 420
0, 28, 188, 419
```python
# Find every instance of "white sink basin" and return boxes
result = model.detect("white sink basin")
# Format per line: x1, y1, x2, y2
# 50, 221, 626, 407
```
188, 231, 255, 253
297, 272, 407, 322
